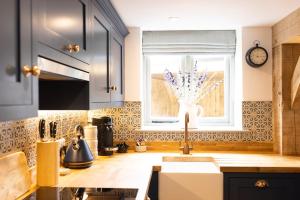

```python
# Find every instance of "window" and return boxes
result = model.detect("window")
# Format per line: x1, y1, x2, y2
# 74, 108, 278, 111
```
144, 53, 234, 126
142, 31, 236, 127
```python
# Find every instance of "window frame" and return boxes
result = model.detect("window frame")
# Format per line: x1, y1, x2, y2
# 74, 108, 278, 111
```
142, 52, 235, 127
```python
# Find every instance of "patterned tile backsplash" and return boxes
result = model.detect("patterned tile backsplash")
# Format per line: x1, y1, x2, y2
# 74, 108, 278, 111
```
89, 101, 141, 141
0, 111, 87, 167
0, 101, 272, 166
89, 101, 273, 142
242, 101, 272, 134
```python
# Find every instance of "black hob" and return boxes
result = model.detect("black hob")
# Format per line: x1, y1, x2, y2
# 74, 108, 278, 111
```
22, 187, 138, 200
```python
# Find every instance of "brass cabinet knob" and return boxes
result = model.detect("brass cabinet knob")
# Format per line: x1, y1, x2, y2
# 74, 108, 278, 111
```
22, 65, 32, 77
22, 65, 40, 77
255, 179, 269, 189
73, 44, 80, 52
65, 44, 80, 53
109, 86, 117, 91
31, 66, 41, 76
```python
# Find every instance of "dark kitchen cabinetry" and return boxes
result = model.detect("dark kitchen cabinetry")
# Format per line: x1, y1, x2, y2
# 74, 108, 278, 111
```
0, 0, 128, 121
90, 5, 110, 106
89, 0, 127, 109
224, 173, 300, 200
148, 171, 159, 200
0, 0, 38, 121
110, 29, 125, 104
33, 0, 92, 72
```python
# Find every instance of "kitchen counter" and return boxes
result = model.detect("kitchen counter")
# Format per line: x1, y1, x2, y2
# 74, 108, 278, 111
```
17, 151, 300, 200
57, 152, 300, 200
58, 153, 156, 200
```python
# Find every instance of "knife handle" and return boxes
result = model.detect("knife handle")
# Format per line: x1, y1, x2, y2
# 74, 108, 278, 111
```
52, 122, 57, 139
49, 121, 54, 138
39, 119, 46, 140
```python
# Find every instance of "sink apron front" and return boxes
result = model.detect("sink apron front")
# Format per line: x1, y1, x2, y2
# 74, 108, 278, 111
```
159, 161, 223, 200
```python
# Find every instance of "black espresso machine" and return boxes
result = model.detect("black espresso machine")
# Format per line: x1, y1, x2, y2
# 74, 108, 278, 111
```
92, 117, 118, 156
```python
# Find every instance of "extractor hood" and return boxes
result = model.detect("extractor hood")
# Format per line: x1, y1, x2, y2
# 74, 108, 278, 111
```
38, 57, 89, 81
38, 57, 90, 110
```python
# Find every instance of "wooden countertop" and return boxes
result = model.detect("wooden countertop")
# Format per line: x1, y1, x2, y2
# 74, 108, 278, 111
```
58, 153, 155, 200
56, 151, 300, 200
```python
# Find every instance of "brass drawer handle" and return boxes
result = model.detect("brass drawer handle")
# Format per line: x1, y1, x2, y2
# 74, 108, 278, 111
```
65, 44, 80, 53
22, 65, 41, 77
109, 86, 117, 91
255, 179, 269, 189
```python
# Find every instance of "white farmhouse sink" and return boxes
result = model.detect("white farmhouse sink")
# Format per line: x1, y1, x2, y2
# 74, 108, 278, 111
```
159, 156, 223, 200
162, 155, 215, 162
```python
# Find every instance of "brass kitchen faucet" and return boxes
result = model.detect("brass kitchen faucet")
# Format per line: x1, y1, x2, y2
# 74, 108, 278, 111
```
182, 112, 191, 154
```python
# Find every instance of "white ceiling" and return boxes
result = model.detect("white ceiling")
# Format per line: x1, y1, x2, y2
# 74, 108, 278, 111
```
111, 0, 300, 30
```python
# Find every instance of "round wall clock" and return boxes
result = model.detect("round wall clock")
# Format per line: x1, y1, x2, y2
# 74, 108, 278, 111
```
245, 41, 268, 68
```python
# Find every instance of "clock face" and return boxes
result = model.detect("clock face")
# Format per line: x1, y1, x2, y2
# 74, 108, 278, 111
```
250, 48, 267, 65
246, 46, 268, 68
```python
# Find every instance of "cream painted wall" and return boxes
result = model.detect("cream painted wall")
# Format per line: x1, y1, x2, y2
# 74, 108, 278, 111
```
124, 27, 273, 102
242, 27, 272, 101
124, 27, 142, 101
234, 28, 243, 128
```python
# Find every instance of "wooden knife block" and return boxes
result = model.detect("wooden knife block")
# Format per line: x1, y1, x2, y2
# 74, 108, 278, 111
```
37, 141, 59, 186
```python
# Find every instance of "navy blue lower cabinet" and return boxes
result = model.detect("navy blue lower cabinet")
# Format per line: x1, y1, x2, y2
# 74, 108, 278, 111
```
148, 171, 158, 200
224, 173, 300, 200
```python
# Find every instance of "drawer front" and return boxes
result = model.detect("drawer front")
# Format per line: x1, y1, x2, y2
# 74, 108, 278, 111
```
224, 173, 300, 200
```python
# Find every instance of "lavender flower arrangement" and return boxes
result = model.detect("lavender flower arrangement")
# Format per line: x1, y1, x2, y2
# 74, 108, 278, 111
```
164, 62, 208, 104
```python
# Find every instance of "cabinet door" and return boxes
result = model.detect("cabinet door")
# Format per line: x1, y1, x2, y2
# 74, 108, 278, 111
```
89, 5, 110, 107
0, 0, 38, 121
224, 173, 299, 200
110, 30, 124, 103
37, 0, 91, 68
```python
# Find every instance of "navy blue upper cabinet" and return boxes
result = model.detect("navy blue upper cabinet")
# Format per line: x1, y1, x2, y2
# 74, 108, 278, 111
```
110, 29, 124, 104
0, 0, 38, 121
90, 5, 111, 107
34, 0, 92, 72
89, 0, 128, 108
0, 0, 128, 121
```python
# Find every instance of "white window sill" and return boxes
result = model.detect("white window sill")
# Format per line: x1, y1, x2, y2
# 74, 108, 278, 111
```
140, 125, 245, 132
